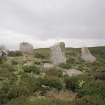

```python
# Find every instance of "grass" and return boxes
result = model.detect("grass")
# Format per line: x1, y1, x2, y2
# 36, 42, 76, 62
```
6, 96, 72, 105
0, 46, 105, 105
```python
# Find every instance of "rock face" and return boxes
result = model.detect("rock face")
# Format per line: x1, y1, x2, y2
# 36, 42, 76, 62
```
50, 42, 66, 65
20, 42, 34, 54
81, 47, 96, 63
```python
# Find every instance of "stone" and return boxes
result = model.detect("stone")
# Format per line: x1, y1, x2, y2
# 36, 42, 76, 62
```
63, 69, 83, 77
81, 47, 96, 63
50, 42, 66, 65
23, 61, 33, 66
0, 45, 8, 58
20, 42, 34, 54
43, 63, 55, 71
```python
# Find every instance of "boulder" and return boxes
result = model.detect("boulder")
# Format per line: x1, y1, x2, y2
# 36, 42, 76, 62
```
42, 63, 55, 71
81, 47, 96, 63
20, 42, 34, 54
0, 45, 8, 58
43, 63, 54, 69
50, 42, 66, 65
63, 69, 83, 77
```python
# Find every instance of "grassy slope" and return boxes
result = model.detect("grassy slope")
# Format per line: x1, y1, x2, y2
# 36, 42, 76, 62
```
1, 46, 105, 105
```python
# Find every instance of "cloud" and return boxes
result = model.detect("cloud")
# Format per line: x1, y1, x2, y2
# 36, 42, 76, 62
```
0, 31, 105, 50
0, 0, 105, 49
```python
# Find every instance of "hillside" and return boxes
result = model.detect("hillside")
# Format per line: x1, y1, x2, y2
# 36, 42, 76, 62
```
0, 46, 105, 105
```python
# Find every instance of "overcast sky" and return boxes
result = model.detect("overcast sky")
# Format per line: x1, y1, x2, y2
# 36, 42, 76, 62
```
0, 0, 105, 49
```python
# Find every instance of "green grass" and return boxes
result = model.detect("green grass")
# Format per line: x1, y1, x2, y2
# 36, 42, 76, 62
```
34, 48, 50, 59
0, 46, 105, 105
6, 96, 72, 105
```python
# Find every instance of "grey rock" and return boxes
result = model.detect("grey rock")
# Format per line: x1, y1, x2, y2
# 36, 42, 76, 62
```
63, 69, 83, 77
81, 47, 96, 63
0, 45, 8, 58
20, 42, 34, 54
43, 63, 54, 69
50, 42, 66, 65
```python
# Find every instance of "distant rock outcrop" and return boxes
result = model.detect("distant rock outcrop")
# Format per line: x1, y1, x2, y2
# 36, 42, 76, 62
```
81, 47, 96, 63
50, 42, 66, 65
20, 42, 34, 54
0, 45, 8, 58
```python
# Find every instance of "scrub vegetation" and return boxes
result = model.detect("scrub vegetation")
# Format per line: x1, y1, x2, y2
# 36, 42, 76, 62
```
0, 47, 105, 105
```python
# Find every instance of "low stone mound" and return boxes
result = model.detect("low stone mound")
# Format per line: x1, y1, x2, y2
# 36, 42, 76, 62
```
42, 63, 55, 71
63, 69, 83, 77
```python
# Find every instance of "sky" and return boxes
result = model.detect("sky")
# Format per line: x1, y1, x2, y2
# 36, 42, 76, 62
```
0, 0, 105, 50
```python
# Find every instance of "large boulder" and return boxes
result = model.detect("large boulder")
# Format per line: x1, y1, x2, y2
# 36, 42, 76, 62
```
81, 47, 96, 63
50, 42, 66, 65
20, 42, 34, 54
